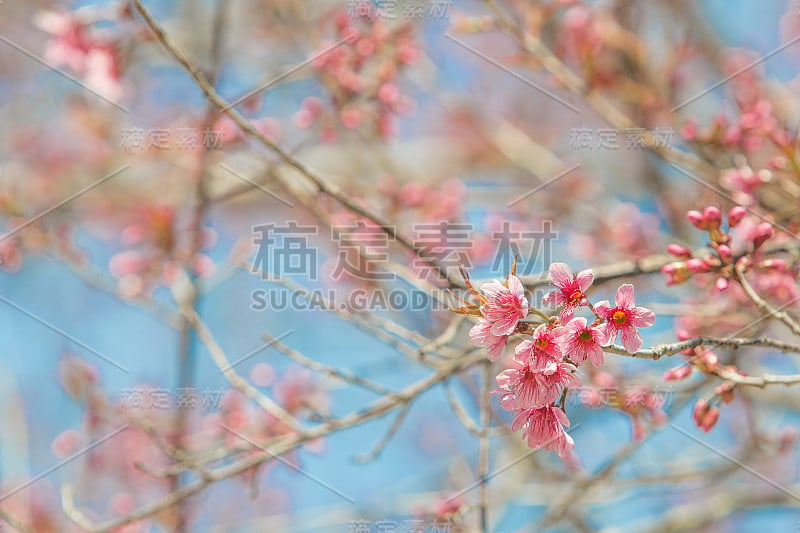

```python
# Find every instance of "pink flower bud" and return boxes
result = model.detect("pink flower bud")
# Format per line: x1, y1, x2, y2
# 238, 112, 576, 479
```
680, 121, 697, 140
109, 250, 145, 277
693, 397, 708, 414
692, 399, 720, 432
667, 244, 692, 259
355, 38, 375, 57
695, 349, 720, 371
715, 277, 730, 291
293, 109, 315, 129
52, 429, 82, 459
396, 43, 419, 64
703, 206, 722, 228
727, 206, 747, 228
752, 222, 774, 249
661, 263, 678, 274
377, 83, 399, 105
717, 245, 733, 264
714, 381, 735, 403
302, 96, 323, 115
663, 365, 693, 381
758, 258, 786, 272
340, 26, 360, 43
662, 262, 691, 285
686, 258, 711, 273
769, 156, 787, 170
722, 126, 741, 146
686, 210, 706, 229
340, 108, 363, 129
739, 111, 759, 130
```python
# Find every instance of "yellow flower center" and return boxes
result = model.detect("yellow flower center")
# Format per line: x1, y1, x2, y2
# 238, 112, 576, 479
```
612, 310, 627, 325
535, 337, 549, 349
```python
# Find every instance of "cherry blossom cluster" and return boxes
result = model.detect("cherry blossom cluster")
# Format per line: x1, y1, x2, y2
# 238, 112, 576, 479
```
48, 355, 329, 531
34, 6, 128, 102
108, 206, 217, 296
680, 98, 799, 208
453, 263, 655, 457
682, 99, 789, 157
297, 8, 419, 141
660, 204, 797, 431
661, 205, 790, 289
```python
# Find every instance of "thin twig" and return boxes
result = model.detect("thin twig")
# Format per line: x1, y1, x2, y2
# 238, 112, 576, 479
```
262, 332, 393, 396
734, 263, 800, 337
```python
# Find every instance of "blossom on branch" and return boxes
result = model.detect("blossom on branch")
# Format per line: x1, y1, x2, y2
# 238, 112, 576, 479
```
595, 284, 655, 352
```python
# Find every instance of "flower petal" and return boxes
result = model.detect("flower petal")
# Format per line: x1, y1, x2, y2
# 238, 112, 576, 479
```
616, 284, 636, 308
548, 262, 573, 289
587, 343, 605, 367
566, 316, 587, 334
594, 300, 611, 318
486, 335, 508, 361
576, 269, 594, 292
620, 328, 643, 353
507, 274, 525, 300
631, 306, 656, 328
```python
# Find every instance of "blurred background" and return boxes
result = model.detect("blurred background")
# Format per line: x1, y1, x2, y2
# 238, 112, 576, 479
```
1, 1, 800, 532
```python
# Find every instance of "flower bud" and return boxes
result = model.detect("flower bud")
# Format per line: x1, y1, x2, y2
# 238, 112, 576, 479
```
758, 258, 786, 272
686, 210, 706, 229
703, 206, 722, 228
686, 258, 711, 273
769, 156, 787, 170
692, 399, 720, 432
663, 365, 693, 381
714, 381, 735, 403
667, 244, 692, 259
752, 222, 774, 249
717, 244, 733, 264
662, 262, 690, 285
727, 206, 747, 228
680, 121, 697, 141
694, 349, 720, 372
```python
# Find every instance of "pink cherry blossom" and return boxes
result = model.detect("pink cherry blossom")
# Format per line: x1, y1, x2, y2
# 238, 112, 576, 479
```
595, 284, 655, 352
543, 263, 594, 320
35, 9, 94, 73
479, 275, 529, 336
562, 316, 606, 367
493, 360, 538, 410
84, 46, 122, 102
493, 358, 580, 410
469, 319, 510, 362
51, 429, 82, 458
512, 406, 574, 457
534, 361, 580, 406
514, 324, 566, 370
